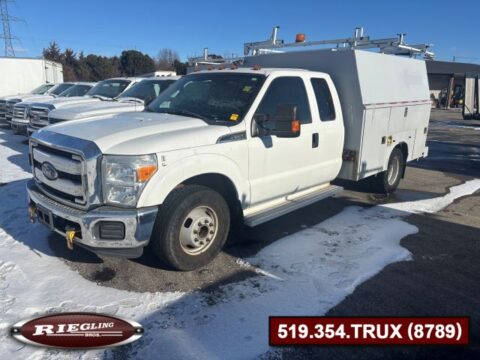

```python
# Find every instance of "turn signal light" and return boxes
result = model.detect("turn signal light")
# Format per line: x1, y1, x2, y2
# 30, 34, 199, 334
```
137, 165, 157, 182
291, 120, 300, 133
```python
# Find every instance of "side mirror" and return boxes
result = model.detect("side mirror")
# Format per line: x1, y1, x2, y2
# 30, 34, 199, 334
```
270, 104, 301, 138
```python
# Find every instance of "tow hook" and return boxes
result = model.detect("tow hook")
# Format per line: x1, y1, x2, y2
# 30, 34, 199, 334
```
65, 227, 76, 250
28, 205, 36, 223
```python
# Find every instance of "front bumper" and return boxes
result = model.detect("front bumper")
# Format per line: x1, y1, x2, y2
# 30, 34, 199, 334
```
27, 180, 158, 258
11, 118, 29, 134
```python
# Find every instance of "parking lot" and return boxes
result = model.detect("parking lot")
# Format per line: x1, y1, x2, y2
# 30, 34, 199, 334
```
0, 109, 479, 359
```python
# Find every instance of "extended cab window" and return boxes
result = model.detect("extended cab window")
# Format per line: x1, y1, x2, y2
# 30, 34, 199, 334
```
311, 78, 336, 121
254, 77, 311, 131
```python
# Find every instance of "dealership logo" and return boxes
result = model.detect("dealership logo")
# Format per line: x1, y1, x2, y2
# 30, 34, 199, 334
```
11, 313, 144, 349
41, 162, 58, 181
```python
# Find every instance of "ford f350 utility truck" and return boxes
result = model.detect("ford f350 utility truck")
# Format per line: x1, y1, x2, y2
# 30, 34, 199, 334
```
44, 77, 180, 126
25, 78, 140, 135
11, 83, 95, 134
27, 49, 430, 271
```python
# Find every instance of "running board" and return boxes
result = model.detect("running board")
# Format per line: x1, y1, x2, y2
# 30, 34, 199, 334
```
244, 185, 343, 227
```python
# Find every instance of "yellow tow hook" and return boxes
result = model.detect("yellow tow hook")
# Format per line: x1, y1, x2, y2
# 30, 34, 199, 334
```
28, 205, 36, 223
65, 228, 76, 250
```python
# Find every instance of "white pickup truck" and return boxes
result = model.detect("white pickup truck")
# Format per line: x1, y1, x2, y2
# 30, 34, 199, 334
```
45, 77, 180, 126
27, 49, 430, 270
26, 78, 141, 135
11, 82, 95, 134
0, 83, 73, 125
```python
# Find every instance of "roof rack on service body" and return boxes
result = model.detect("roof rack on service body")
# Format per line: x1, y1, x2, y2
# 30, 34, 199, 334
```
243, 26, 435, 59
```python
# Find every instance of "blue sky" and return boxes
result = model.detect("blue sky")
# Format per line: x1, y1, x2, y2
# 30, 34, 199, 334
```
7, 0, 480, 63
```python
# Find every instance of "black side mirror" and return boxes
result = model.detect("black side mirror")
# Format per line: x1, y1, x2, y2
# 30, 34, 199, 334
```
270, 104, 301, 138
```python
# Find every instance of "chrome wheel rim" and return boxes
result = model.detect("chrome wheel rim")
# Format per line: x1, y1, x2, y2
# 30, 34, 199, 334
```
387, 156, 400, 186
179, 206, 218, 255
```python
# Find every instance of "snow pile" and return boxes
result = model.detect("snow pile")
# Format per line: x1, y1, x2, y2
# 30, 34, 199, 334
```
0, 128, 479, 359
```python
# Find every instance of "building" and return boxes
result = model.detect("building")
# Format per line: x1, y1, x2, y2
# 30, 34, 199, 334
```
426, 60, 480, 109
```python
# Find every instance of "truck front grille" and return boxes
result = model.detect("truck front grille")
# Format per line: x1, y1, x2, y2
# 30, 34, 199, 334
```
6, 100, 19, 122
0, 100, 6, 121
31, 142, 88, 208
30, 106, 50, 128
13, 104, 29, 120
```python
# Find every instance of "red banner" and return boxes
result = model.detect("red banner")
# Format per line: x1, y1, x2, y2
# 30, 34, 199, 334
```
269, 317, 469, 346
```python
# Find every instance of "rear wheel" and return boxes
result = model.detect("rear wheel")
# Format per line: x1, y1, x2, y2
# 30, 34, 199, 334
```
371, 147, 405, 194
150, 185, 230, 271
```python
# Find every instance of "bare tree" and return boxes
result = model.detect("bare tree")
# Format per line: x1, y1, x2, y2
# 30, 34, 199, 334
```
156, 48, 180, 70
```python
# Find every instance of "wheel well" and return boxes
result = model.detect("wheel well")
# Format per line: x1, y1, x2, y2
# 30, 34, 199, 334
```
395, 142, 408, 177
396, 142, 408, 162
182, 173, 243, 219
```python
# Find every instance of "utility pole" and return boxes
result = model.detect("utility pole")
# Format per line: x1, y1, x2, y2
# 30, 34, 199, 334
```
0, 0, 17, 57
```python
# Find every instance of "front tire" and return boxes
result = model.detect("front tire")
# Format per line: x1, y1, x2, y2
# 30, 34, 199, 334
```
371, 147, 405, 194
150, 185, 230, 271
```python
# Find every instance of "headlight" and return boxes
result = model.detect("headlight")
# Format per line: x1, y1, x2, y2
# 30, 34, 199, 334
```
102, 154, 158, 206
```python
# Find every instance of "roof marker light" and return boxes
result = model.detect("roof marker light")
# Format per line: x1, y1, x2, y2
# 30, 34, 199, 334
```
295, 33, 306, 42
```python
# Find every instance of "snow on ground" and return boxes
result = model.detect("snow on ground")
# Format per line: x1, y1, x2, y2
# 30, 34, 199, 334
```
0, 128, 479, 359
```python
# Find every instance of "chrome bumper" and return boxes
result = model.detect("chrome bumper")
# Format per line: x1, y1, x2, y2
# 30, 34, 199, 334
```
27, 180, 158, 258
11, 119, 29, 134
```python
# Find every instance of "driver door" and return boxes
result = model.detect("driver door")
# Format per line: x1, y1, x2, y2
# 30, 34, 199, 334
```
247, 75, 320, 206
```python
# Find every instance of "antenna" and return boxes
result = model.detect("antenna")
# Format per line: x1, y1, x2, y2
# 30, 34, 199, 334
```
0, 0, 19, 57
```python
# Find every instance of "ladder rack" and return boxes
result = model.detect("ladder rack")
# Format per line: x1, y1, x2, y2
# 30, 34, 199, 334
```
243, 26, 435, 59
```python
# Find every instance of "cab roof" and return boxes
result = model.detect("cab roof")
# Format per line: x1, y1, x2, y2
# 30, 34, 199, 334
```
190, 67, 321, 77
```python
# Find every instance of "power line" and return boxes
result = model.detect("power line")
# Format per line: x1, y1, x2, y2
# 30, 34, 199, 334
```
0, 0, 20, 57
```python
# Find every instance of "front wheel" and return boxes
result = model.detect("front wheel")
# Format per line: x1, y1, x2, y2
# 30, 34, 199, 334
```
150, 185, 230, 271
370, 147, 405, 194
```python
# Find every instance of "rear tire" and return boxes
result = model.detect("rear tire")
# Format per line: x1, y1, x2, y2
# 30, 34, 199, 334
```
371, 147, 405, 194
150, 185, 230, 271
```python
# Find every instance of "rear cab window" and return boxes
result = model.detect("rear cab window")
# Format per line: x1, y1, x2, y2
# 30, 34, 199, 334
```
311, 78, 336, 121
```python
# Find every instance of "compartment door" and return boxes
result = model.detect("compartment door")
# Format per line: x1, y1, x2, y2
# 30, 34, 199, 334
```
358, 107, 390, 179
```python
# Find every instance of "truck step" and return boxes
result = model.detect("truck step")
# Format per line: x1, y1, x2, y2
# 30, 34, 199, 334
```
244, 184, 343, 227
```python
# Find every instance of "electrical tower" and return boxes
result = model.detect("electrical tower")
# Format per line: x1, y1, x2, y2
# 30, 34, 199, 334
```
0, 0, 16, 57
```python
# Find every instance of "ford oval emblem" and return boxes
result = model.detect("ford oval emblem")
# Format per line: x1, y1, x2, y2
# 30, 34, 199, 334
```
41, 162, 58, 181
11, 312, 144, 349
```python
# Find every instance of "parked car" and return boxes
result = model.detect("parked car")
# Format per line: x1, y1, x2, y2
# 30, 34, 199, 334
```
27, 49, 430, 270
11, 83, 96, 134
44, 77, 180, 128
26, 78, 141, 136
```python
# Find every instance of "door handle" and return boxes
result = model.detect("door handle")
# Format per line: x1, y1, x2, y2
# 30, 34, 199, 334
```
312, 133, 319, 148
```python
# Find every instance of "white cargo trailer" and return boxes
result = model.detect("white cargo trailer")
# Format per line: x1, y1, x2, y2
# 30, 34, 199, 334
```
243, 49, 431, 181
0, 57, 64, 97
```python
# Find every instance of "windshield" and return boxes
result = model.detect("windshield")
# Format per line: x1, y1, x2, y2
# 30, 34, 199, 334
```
31, 84, 54, 95
86, 79, 131, 98
58, 84, 93, 97
147, 73, 265, 124
119, 79, 176, 104
49, 83, 74, 95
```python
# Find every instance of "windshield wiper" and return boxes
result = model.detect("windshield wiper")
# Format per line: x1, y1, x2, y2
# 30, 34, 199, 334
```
91, 95, 111, 101
118, 97, 144, 104
161, 109, 211, 123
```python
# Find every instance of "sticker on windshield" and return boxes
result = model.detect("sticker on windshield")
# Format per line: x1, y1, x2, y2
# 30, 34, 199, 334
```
229, 113, 239, 121
242, 86, 253, 93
